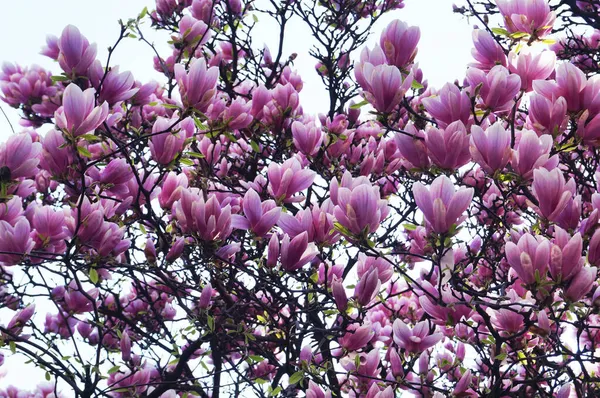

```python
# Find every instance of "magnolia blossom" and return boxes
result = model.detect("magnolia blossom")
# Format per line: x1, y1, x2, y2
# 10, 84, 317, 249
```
55, 84, 109, 137
412, 175, 474, 234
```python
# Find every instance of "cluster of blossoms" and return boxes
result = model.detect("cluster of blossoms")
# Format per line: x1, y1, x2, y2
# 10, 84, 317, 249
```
1, 0, 600, 396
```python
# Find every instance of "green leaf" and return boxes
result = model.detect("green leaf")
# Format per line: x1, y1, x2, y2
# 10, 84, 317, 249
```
207, 315, 215, 331
249, 355, 264, 362
79, 134, 100, 142
411, 80, 424, 90
180, 158, 194, 166
289, 371, 304, 385
491, 27, 509, 36
223, 131, 238, 142
77, 146, 92, 158
195, 120, 208, 131
138, 6, 148, 19
107, 365, 120, 375
495, 352, 507, 361
250, 140, 261, 153
9, 341, 16, 354
45, 372, 51, 381
187, 151, 205, 158
89, 268, 99, 284
350, 100, 369, 109
252, 14, 259, 23
162, 103, 180, 109
333, 222, 352, 236
51, 75, 70, 83
310, 272, 319, 283
269, 386, 282, 396
403, 223, 417, 231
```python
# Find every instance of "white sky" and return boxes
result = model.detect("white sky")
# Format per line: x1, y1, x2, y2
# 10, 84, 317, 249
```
0, 0, 473, 392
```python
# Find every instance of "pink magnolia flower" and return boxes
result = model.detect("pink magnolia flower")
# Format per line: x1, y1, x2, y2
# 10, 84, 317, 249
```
30, 205, 68, 256
533, 62, 590, 112
578, 111, 600, 144
262, 83, 300, 128
55, 84, 109, 137
5, 305, 35, 337
120, 331, 131, 362
365, 384, 394, 398
379, 20, 420, 69
158, 172, 188, 209
57, 281, 99, 314
469, 29, 507, 71
356, 254, 393, 284
339, 323, 374, 351
173, 189, 233, 241
56, 25, 97, 76
550, 229, 584, 282
355, 63, 413, 113
332, 178, 389, 236
392, 319, 443, 353
508, 48, 555, 92
177, 15, 211, 48
267, 158, 316, 203
564, 267, 597, 302
425, 121, 470, 170
40, 33, 60, 59
470, 122, 511, 174
394, 122, 430, 169
0, 63, 57, 108
466, 65, 521, 111
412, 175, 474, 234
166, 237, 185, 262
190, 0, 214, 24
511, 129, 556, 179
0, 218, 35, 266
307, 381, 332, 398
231, 188, 281, 237
277, 200, 340, 246
589, 229, 600, 266
354, 268, 380, 306
149, 116, 192, 165
489, 306, 525, 334
421, 83, 471, 128
505, 233, 551, 285
278, 232, 318, 271
527, 93, 567, 136
496, 0, 556, 37
174, 57, 218, 112
0, 132, 42, 179
198, 282, 213, 309
453, 370, 476, 397
89, 63, 138, 105
40, 129, 74, 177
98, 158, 134, 194
532, 168, 575, 221
221, 98, 253, 130
332, 277, 348, 312
358, 45, 386, 67
291, 120, 324, 156
0, 197, 24, 226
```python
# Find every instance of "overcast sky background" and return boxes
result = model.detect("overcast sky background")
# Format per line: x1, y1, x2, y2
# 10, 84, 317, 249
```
0, 0, 473, 392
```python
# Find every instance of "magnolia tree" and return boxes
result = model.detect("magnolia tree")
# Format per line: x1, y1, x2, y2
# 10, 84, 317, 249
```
2, 0, 600, 396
